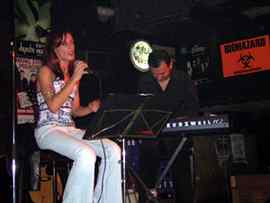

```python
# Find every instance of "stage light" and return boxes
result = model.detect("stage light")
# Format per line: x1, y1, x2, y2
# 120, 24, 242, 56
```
130, 40, 152, 72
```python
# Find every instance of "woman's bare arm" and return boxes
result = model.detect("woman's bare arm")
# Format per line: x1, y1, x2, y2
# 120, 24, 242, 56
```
37, 66, 77, 113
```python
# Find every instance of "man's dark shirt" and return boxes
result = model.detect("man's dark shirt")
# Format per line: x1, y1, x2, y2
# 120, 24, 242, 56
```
137, 68, 199, 203
138, 68, 199, 117
75, 74, 100, 129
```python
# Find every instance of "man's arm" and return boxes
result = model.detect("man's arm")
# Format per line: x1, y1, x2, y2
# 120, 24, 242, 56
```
182, 73, 200, 115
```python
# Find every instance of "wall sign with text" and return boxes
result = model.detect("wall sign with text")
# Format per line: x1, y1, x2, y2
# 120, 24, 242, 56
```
16, 40, 45, 124
180, 44, 210, 84
220, 35, 270, 78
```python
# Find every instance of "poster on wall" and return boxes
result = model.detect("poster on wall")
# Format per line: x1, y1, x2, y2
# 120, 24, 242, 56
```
15, 0, 50, 124
180, 44, 210, 84
15, 0, 51, 43
16, 40, 45, 124
220, 35, 270, 78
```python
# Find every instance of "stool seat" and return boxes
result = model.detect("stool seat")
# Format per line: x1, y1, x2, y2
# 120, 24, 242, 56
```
40, 150, 70, 164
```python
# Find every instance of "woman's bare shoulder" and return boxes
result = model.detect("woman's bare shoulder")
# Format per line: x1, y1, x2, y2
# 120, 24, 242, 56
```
37, 65, 56, 86
38, 65, 52, 75
38, 65, 56, 79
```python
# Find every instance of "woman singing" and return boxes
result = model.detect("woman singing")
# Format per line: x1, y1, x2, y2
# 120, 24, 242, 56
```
34, 28, 122, 203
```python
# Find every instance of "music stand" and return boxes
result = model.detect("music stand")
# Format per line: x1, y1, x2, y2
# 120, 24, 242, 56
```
84, 93, 174, 203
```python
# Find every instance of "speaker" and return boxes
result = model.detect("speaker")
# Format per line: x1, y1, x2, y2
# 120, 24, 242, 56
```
230, 175, 270, 203
193, 136, 227, 203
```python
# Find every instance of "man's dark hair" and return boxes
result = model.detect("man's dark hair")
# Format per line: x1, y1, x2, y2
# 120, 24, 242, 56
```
148, 49, 171, 68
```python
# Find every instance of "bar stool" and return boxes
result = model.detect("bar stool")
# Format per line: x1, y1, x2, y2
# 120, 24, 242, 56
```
39, 150, 72, 203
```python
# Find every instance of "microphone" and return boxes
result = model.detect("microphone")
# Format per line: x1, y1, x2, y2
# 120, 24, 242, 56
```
85, 67, 95, 75
74, 60, 102, 98
74, 60, 95, 75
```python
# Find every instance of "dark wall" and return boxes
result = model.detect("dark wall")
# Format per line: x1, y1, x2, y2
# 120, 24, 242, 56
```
112, 0, 193, 31
51, 0, 115, 50
0, 0, 13, 157
0, 1, 13, 200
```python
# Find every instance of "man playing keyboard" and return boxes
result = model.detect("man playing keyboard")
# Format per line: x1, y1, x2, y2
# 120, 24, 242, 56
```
137, 49, 199, 203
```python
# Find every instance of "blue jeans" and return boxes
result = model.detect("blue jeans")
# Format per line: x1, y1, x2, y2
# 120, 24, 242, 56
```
35, 125, 122, 203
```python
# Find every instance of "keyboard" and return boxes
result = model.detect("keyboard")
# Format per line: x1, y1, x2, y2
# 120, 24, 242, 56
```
161, 114, 230, 135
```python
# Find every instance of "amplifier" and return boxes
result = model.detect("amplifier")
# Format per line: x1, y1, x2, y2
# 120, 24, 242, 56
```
230, 175, 270, 203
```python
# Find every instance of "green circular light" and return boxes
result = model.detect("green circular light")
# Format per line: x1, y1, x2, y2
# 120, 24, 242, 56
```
130, 40, 152, 72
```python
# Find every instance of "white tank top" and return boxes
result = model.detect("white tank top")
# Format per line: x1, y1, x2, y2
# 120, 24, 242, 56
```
36, 77, 77, 128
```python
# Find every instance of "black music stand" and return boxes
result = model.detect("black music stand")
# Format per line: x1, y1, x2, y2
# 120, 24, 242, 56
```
84, 93, 174, 203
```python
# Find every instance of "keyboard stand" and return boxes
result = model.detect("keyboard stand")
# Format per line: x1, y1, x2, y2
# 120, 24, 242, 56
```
127, 164, 159, 203
154, 136, 188, 189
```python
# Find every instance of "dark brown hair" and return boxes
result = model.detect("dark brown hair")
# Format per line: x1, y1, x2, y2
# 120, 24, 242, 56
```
43, 28, 75, 79
148, 49, 171, 68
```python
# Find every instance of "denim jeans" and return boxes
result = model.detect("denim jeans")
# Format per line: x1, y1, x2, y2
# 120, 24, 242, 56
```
35, 125, 123, 203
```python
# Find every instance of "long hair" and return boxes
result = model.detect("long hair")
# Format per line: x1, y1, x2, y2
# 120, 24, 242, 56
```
43, 28, 75, 79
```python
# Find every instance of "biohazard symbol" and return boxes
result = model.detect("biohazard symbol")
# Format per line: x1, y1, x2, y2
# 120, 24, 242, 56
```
238, 52, 255, 69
